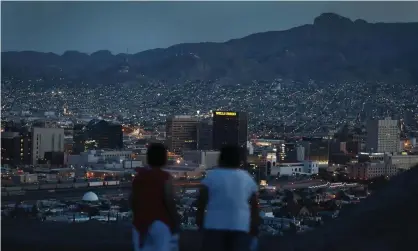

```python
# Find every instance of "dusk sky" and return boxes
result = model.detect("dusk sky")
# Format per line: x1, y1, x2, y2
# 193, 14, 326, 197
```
2, 1, 418, 54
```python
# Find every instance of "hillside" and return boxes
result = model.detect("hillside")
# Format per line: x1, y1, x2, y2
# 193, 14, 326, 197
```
2, 13, 418, 86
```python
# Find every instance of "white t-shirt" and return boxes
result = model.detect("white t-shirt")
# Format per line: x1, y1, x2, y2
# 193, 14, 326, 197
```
201, 168, 258, 232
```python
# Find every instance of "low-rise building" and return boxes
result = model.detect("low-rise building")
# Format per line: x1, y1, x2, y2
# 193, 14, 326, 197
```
67, 149, 133, 168
348, 161, 398, 180
11, 173, 38, 184
389, 154, 418, 170
163, 165, 205, 179
122, 160, 143, 169
183, 150, 220, 169
271, 161, 319, 177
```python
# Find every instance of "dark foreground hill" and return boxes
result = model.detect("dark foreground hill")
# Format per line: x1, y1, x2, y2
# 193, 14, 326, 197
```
2, 13, 418, 86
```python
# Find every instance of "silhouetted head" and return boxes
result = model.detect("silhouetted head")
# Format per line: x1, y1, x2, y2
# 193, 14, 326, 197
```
147, 143, 168, 168
219, 145, 241, 168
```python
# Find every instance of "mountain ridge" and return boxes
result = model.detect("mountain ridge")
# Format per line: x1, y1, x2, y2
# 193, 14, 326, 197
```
2, 13, 418, 86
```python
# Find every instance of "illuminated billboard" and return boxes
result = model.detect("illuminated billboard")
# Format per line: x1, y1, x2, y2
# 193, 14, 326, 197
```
215, 111, 237, 116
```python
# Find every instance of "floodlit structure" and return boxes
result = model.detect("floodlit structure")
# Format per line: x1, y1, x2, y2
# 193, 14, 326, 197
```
82, 191, 99, 202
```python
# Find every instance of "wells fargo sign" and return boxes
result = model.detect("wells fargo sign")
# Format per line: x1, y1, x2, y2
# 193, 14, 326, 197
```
215, 111, 237, 116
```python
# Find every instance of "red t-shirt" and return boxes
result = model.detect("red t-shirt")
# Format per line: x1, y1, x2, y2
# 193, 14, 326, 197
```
131, 168, 174, 239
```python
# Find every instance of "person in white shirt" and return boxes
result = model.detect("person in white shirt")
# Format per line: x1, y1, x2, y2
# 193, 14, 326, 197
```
196, 145, 260, 251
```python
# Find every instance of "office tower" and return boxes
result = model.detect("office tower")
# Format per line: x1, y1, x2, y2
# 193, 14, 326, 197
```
278, 143, 293, 162
277, 143, 305, 163
43, 152, 65, 166
32, 127, 64, 164
197, 119, 213, 150
344, 141, 361, 155
366, 117, 400, 153
166, 115, 198, 155
82, 119, 123, 151
104, 123, 123, 149
212, 111, 248, 166
301, 137, 330, 164
212, 111, 248, 149
277, 143, 292, 162
73, 124, 87, 154
1, 127, 32, 166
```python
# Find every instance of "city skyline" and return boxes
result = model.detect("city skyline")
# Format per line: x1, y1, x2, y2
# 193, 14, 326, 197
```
2, 1, 418, 249
2, 1, 418, 54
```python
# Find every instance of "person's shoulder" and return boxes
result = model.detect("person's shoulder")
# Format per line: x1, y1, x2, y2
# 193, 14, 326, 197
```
133, 168, 148, 181
206, 168, 222, 176
135, 168, 150, 178
213, 168, 250, 177
201, 168, 220, 186
158, 169, 173, 180
238, 169, 257, 185
237, 168, 252, 177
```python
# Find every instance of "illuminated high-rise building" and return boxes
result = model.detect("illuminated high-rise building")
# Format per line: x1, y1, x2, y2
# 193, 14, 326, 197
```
1, 126, 32, 166
72, 120, 123, 154
212, 111, 248, 166
166, 116, 198, 155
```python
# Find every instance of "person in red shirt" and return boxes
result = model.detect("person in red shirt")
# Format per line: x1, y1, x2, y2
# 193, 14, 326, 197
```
131, 143, 180, 251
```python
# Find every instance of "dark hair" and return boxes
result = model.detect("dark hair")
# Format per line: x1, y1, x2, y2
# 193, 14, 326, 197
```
219, 145, 241, 168
147, 143, 168, 168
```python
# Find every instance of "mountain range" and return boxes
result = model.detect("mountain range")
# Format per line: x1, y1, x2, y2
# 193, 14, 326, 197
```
2, 13, 418, 86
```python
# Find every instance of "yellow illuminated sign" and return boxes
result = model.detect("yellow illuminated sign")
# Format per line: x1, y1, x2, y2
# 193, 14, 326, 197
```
215, 111, 237, 116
